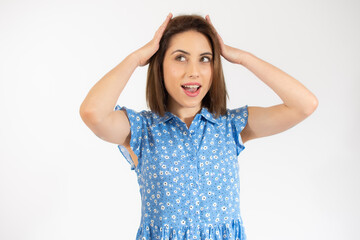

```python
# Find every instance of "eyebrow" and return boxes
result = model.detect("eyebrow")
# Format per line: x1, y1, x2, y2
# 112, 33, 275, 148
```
171, 49, 213, 56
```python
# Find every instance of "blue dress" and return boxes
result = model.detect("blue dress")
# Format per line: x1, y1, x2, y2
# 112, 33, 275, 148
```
114, 104, 249, 240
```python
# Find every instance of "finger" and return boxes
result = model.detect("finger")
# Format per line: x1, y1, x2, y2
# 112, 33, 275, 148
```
205, 15, 219, 35
207, 15, 223, 40
205, 14, 210, 22
154, 13, 172, 40
205, 15, 213, 26
159, 13, 173, 30
164, 13, 173, 25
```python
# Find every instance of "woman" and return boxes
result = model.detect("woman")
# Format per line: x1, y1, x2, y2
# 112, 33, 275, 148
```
80, 13, 318, 240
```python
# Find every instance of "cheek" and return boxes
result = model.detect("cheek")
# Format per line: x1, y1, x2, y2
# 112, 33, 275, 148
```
201, 66, 212, 78
163, 67, 181, 90
165, 65, 183, 79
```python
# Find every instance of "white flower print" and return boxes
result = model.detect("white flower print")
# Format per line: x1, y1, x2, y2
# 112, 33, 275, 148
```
114, 104, 249, 239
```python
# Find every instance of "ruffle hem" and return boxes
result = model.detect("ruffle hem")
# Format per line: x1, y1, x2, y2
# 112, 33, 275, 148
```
135, 218, 247, 240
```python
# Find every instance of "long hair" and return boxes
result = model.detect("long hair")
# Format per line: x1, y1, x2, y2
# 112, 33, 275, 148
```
146, 14, 229, 118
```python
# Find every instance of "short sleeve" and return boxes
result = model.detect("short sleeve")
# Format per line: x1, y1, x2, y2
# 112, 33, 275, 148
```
229, 105, 249, 156
114, 105, 145, 171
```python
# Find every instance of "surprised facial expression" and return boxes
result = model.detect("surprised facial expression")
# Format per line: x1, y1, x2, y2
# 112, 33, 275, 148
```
162, 30, 213, 112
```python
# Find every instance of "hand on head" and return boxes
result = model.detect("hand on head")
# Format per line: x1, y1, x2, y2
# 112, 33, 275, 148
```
133, 13, 242, 67
204, 14, 225, 48
133, 13, 173, 67
205, 14, 242, 64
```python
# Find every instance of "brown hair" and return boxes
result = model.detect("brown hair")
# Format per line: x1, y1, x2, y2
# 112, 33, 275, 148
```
146, 14, 229, 118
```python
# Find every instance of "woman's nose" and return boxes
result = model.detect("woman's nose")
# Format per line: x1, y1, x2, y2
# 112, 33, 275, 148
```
187, 61, 200, 78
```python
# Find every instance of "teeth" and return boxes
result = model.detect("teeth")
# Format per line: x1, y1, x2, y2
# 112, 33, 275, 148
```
182, 85, 199, 88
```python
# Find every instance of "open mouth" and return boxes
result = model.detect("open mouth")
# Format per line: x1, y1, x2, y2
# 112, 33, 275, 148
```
181, 85, 201, 93
181, 84, 202, 97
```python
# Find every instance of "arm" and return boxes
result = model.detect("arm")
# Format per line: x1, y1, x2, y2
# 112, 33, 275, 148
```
79, 13, 173, 145
79, 53, 138, 145
79, 53, 139, 123
80, 12, 173, 123
237, 51, 318, 143
237, 50, 318, 115
205, 15, 318, 143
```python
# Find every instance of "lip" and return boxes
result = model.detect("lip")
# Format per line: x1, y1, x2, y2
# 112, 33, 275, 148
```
181, 82, 201, 87
182, 85, 201, 97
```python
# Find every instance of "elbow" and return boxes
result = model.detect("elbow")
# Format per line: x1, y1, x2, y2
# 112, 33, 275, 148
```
79, 103, 90, 121
79, 104, 101, 125
304, 96, 319, 116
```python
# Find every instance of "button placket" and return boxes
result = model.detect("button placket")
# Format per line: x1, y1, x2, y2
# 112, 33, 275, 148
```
184, 128, 201, 188
188, 119, 203, 187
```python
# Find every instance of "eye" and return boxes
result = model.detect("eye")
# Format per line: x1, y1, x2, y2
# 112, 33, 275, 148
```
175, 55, 186, 62
201, 56, 211, 63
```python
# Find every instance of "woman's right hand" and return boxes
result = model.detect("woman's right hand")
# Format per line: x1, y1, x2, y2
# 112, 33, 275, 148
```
133, 13, 173, 67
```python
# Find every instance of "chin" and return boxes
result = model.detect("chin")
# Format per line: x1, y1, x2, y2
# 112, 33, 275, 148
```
181, 100, 204, 109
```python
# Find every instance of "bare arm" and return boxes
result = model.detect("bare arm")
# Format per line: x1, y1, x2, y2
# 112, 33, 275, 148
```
205, 15, 318, 144
80, 53, 139, 122
238, 51, 318, 143
79, 13, 173, 146
79, 53, 138, 144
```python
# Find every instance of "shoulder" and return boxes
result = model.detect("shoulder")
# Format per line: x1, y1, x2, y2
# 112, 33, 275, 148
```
115, 105, 153, 121
226, 105, 248, 125
114, 105, 163, 130
128, 108, 168, 128
213, 105, 248, 124
226, 105, 248, 118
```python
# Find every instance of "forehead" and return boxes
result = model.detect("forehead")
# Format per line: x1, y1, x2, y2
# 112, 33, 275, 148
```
167, 30, 212, 52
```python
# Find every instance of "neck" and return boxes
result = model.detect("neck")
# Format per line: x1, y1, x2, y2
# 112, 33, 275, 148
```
167, 102, 202, 127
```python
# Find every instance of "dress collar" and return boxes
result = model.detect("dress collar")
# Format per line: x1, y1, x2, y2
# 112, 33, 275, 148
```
154, 107, 219, 125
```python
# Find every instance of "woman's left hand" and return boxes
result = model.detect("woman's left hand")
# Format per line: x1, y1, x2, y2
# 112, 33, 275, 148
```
205, 15, 246, 65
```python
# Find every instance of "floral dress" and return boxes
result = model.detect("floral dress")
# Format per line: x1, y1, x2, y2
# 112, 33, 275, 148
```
114, 104, 249, 240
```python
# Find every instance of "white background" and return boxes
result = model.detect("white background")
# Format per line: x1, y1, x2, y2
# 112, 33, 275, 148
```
1, 0, 359, 239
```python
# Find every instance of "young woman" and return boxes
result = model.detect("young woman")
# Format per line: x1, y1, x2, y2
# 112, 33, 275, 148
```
80, 13, 318, 240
